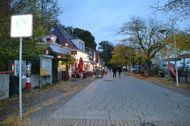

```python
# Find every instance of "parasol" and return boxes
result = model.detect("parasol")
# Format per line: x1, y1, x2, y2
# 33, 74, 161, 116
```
78, 57, 83, 72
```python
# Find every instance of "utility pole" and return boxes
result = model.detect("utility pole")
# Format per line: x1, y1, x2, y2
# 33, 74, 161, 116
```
172, 20, 179, 87
130, 55, 132, 73
158, 18, 179, 87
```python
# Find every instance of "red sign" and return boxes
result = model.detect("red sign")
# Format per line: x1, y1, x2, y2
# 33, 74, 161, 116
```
168, 63, 175, 76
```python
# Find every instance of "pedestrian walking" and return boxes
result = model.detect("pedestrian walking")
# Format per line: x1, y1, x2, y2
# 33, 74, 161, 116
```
118, 66, 122, 78
101, 69, 105, 77
74, 68, 78, 78
112, 67, 117, 78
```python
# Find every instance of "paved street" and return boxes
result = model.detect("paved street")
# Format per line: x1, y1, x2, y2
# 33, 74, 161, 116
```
28, 73, 190, 126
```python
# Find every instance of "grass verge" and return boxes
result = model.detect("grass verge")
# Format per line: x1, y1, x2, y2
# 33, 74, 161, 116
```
0, 113, 28, 126
127, 72, 190, 90
0, 76, 95, 126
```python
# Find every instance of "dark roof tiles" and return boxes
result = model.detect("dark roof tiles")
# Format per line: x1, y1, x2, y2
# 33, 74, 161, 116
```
52, 26, 78, 49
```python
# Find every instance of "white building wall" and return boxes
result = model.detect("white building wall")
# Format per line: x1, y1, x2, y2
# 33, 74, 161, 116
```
89, 64, 94, 71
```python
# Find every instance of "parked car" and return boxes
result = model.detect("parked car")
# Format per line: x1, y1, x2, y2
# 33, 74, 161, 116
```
131, 67, 138, 73
122, 66, 127, 71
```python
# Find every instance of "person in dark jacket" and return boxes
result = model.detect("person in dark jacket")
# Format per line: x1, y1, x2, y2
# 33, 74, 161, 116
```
112, 67, 117, 78
118, 66, 122, 78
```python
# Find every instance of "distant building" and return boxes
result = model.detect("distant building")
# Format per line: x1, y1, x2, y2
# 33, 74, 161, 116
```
51, 25, 98, 77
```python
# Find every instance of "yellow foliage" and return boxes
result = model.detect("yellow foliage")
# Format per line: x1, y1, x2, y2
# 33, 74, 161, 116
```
110, 45, 134, 65
167, 32, 190, 51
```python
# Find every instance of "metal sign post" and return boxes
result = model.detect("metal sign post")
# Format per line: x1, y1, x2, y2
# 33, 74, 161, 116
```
11, 14, 33, 119
19, 37, 23, 118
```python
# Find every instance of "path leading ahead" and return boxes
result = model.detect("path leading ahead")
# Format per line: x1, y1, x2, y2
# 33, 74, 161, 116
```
28, 73, 190, 126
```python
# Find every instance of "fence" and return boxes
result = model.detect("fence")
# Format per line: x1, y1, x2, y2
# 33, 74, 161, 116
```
0, 74, 9, 100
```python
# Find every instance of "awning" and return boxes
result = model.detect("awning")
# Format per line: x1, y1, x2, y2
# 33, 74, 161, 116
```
49, 44, 71, 54
83, 59, 97, 64
88, 61, 97, 64
164, 58, 181, 62
178, 54, 190, 59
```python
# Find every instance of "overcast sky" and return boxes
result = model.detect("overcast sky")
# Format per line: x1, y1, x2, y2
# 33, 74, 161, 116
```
57, 0, 188, 45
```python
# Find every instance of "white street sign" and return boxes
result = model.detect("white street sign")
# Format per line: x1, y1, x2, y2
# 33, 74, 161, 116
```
10, 14, 33, 119
11, 14, 33, 37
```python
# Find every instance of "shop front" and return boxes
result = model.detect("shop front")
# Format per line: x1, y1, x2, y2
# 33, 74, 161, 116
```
57, 54, 74, 81
72, 50, 96, 77
49, 43, 73, 82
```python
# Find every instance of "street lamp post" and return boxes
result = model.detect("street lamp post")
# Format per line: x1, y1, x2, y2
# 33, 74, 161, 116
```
129, 55, 132, 73
125, 53, 132, 73
159, 20, 179, 87
172, 24, 179, 87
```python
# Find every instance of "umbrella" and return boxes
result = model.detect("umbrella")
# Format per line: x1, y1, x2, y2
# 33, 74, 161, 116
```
78, 57, 83, 72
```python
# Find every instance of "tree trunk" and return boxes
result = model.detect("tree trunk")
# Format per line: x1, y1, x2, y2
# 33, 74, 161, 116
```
143, 56, 152, 76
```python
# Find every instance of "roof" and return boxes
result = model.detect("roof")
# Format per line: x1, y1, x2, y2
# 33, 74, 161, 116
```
52, 26, 78, 50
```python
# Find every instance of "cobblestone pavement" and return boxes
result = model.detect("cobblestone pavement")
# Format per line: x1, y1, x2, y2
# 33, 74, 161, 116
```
27, 73, 190, 126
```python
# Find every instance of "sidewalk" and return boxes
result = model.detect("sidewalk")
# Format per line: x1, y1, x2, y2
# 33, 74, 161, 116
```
0, 76, 96, 124
125, 72, 190, 97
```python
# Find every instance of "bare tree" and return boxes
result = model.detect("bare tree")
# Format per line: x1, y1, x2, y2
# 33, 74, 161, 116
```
153, 0, 190, 18
119, 17, 169, 69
